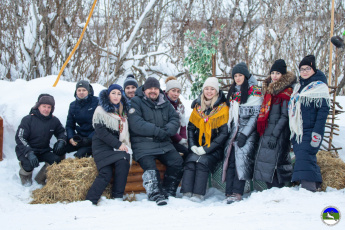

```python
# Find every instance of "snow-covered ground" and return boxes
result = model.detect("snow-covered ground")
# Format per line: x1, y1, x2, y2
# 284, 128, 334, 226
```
0, 76, 344, 230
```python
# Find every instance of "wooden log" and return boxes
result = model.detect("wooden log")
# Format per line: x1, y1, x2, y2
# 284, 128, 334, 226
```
0, 117, 3, 161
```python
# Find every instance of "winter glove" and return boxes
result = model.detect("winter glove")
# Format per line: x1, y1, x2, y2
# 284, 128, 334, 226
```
156, 129, 169, 141
195, 146, 206, 155
191, 145, 198, 154
53, 140, 66, 156
311, 132, 321, 148
236, 133, 247, 148
27, 151, 39, 168
267, 136, 278, 149
72, 135, 83, 143
178, 138, 188, 147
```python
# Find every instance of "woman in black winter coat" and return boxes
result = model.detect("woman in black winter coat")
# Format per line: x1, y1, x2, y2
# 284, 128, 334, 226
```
253, 59, 295, 189
180, 77, 229, 202
222, 62, 262, 204
65, 80, 99, 158
85, 84, 131, 205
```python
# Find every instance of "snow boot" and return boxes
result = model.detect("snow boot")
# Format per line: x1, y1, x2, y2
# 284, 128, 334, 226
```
182, 192, 192, 200
162, 166, 183, 198
190, 194, 205, 203
142, 170, 167, 206
34, 163, 48, 185
226, 193, 242, 204
19, 162, 33, 186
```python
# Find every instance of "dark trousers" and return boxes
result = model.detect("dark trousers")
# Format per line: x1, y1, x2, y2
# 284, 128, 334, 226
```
86, 159, 130, 204
20, 151, 61, 172
66, 143, 92, 158
137, 149, 184, 171
181, 162, 209, 196
172, 143, 189, 161
225, 149, 246, 195
266, 171, 284, 189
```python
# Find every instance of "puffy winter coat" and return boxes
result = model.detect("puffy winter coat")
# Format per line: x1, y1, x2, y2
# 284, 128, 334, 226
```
253, 71, 296, 184
186, 91, 229, 172
92, 90, 130, 171
164, 92, 187, 143
15, 109, 66, 159
66, 84, 99, 140
223, 76, 263, 181
291, 70, 330, 183
128, 86, 180, 161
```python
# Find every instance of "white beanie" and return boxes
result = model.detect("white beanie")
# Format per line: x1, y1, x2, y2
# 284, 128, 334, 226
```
165, 76, 182, 92
202, 77, 219, 93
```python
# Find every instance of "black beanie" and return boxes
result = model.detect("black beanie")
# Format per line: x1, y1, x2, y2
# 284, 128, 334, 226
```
32, 94, 55, 113
299, 55, 316, 73
76, 80, 90, 92
232, 62, 250, 79
144, 77, 160, 90
123, 74, 139, 89
270, 59, 287, 75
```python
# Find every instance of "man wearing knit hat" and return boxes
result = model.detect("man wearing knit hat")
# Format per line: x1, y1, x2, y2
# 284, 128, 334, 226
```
128, 77, 183, 206
123, 74, 139, 100
15, 94, 67, 186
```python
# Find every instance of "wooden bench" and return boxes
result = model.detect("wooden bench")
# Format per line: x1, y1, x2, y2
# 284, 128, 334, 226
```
124, 160, 166, 194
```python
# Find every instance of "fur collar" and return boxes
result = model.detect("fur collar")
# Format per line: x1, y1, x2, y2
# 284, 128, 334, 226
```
262, 71, 296, 95
99, 89, 127, 113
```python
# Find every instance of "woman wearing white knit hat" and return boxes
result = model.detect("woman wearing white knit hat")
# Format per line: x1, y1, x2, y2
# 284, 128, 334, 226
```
164, 76, 189, 159
181, 77, 229, 202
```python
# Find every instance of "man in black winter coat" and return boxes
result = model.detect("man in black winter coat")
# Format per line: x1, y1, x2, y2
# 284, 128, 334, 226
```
15, 94, 67, 186
128, 77, 183, 205
65, 80, 99, 158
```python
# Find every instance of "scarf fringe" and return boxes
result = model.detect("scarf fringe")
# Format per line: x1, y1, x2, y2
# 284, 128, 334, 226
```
92, 107, 120, 132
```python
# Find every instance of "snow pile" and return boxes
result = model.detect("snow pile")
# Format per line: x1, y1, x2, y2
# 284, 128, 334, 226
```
0, 77, 344, 229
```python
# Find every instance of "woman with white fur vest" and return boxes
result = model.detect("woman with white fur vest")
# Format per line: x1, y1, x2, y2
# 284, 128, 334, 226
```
253, 59, 295, 189
222, 62, 263, 204
85, 84, 131, 205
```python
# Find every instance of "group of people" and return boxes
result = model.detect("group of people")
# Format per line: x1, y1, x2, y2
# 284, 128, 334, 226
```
15, 54, 330, 206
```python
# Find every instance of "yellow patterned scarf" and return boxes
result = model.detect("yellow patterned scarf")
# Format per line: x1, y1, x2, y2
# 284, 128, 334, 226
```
189, 102, 229, 147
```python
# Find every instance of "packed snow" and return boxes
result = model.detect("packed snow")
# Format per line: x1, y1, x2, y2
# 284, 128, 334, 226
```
0, 76, 344, 230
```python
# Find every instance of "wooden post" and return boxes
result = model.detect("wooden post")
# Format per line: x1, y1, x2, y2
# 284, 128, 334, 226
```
212, 54, 216, 77
0, 117, 3, 161
328, 0, 335, 86
329, 49, 339, 149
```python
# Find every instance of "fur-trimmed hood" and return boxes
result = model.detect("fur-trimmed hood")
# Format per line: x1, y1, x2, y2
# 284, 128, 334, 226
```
98, 89, 127, 113
262, 71, 296, 95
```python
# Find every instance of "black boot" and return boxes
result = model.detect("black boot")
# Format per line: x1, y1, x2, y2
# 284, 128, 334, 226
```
162, 166, 183, 198
142, 170, 167, 206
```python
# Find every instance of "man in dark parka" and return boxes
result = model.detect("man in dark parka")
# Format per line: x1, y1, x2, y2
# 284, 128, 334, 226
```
128, 77, 183, 205
65, 80, 99, 158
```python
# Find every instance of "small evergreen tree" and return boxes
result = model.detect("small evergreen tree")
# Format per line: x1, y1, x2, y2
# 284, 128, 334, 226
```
184, 25, 224, 99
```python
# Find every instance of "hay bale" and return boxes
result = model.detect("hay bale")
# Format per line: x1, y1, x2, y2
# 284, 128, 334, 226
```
317, 151, 345, 191
31, 158, 111, 204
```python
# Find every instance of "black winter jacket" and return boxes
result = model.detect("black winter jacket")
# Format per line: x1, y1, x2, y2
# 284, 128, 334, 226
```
66, 84, 99, 140
15, 109, 66, 159
186, 91, 229, 172
128, 86, 180, 161
253, 71, 296, 184
92, 90, 130, 170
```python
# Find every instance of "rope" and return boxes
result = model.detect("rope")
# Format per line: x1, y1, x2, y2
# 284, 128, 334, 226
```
53, 0, 98, 87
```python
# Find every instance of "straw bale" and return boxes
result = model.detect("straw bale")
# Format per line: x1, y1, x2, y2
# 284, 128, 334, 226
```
31, 158, 111, 204
317, 151, 345, 191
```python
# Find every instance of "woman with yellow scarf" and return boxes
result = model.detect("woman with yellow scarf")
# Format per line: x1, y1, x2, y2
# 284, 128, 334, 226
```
180, 77, 229, 202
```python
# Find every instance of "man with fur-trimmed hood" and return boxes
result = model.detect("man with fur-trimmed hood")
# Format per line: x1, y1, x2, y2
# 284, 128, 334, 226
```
254, 59, 296, 189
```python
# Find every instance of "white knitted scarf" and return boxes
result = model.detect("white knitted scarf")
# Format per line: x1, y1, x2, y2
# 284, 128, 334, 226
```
288, 81, 330, 143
